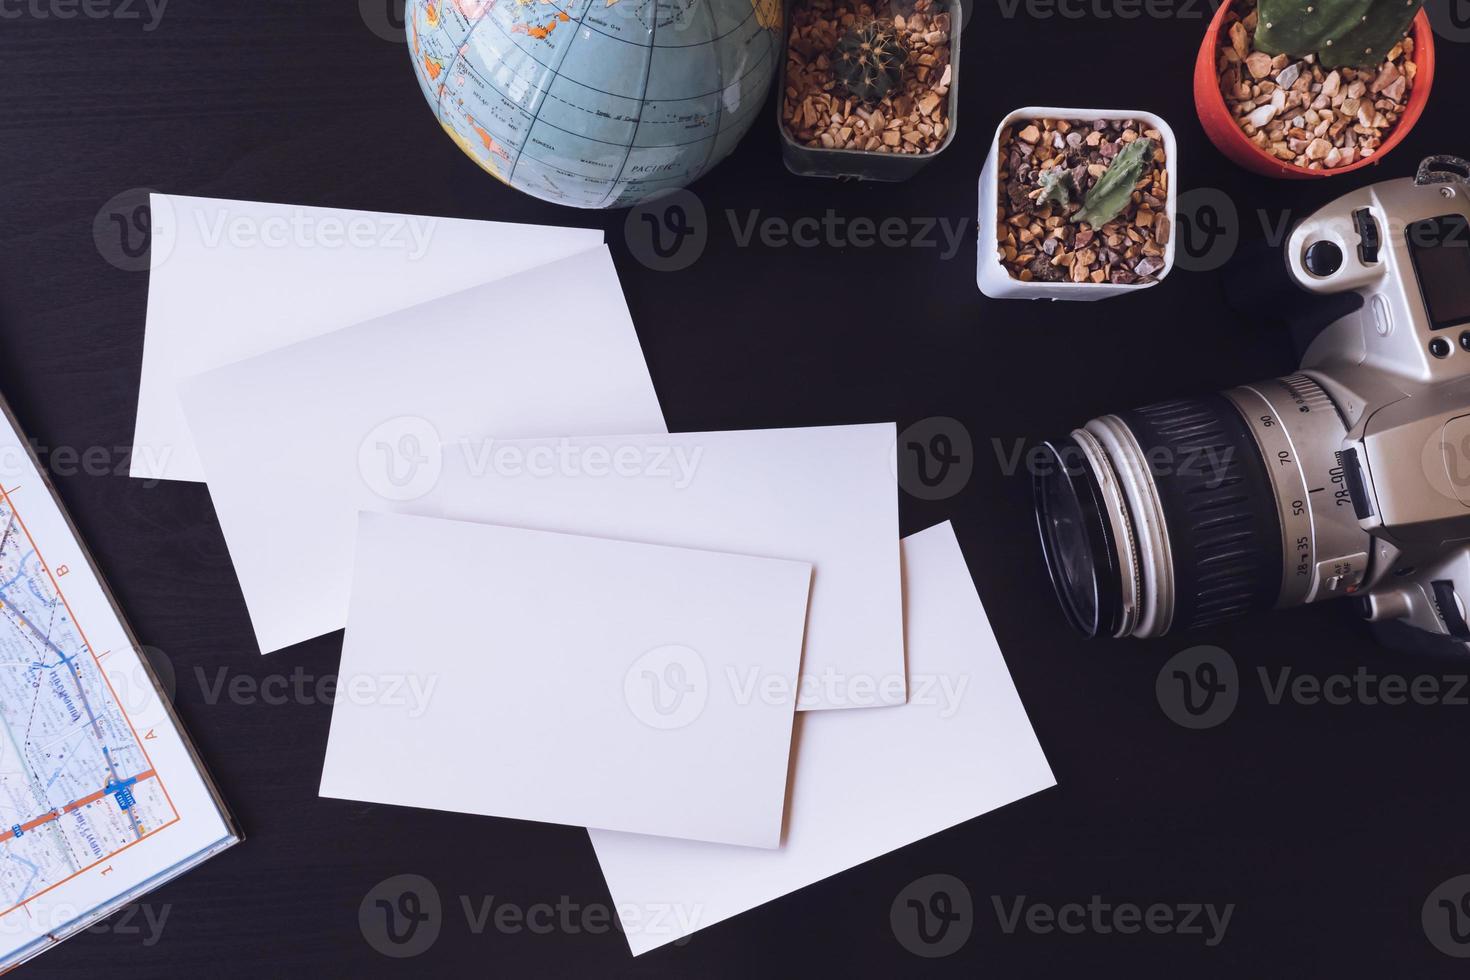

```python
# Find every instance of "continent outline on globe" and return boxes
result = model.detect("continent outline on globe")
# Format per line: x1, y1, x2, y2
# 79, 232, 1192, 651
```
409, 0, 782, 209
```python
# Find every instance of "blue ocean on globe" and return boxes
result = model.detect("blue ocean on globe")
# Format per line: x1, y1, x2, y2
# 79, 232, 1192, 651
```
409, 0, 783, 208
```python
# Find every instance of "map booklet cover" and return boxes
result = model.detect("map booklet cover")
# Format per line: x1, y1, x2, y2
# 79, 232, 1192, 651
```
0, 395, 239, 970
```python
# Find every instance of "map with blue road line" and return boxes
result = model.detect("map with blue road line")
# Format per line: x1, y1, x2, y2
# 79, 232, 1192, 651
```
0, 489, 174, 912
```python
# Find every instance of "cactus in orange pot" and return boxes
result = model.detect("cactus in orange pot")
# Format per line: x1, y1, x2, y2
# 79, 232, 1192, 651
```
1254, 0, 1422, 68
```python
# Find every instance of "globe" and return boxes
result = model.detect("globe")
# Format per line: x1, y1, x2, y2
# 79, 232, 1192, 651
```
408, 0, 782, 209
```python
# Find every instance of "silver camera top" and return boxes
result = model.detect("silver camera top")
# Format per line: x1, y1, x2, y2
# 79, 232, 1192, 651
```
1287, 155, 1470, 394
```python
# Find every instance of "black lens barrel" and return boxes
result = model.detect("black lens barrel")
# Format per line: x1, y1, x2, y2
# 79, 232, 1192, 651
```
1120, 394, 1283, 632
1036, 394, 1284, 640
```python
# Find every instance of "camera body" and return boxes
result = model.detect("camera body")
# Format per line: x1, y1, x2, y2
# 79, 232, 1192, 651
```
1034, 156, 1470, 656
1285, 155, 1470, 651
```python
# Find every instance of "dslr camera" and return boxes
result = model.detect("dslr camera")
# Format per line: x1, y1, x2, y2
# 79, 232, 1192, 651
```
1036, 155, 1470, 655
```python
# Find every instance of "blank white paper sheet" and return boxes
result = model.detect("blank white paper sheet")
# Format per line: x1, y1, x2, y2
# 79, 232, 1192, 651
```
394, 424, 902, 711
320, 513, 812, 849
589, 522, 1057, 954
178, 246, 667, 653
134, 193, 604, 483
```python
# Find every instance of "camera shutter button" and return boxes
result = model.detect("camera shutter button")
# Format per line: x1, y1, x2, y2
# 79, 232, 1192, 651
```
1304, 240, 1344, 277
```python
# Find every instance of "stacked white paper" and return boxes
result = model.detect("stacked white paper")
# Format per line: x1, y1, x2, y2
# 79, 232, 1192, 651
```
139, 195, 1055, 954
178, 244, 667, 653
387, 425, 905, 711
591, 521, 1056, 953
135, 194, 604, 483
321, 513, 813, 848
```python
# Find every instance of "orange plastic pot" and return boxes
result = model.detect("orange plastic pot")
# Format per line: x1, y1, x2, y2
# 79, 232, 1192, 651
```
1193, 1, 1436, 179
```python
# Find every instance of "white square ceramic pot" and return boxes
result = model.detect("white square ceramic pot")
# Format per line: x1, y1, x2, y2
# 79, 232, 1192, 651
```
977, 106, 1179, 301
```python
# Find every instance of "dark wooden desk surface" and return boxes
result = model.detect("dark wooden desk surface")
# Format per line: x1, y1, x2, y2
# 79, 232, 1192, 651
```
3, 1, 1470, 975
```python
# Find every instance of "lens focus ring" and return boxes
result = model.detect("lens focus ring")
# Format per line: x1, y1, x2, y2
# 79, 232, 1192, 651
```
1224, 374, 1371, 607
1120, 395, 1284, 632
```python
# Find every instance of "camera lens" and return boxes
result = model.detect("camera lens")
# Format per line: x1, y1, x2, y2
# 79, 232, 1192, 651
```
1035, 377, 1375, 640
1034, 438, 1121, 638
1117, 395, 1284, 631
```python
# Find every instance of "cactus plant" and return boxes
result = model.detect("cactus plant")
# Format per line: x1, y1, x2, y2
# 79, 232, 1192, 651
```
1071, 138, 1155, 229
1037, 169, 1076, 207
833, 22, 908, 103
1254, 0, 1422, 69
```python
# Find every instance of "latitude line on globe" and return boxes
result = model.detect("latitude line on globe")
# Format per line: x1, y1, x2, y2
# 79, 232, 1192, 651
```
597, 0, 662, 206
507, 0, 608, 185
453, 29, 774, 119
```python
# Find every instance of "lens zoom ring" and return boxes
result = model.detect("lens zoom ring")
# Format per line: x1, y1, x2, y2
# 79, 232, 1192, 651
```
1121, 394, 1284, 631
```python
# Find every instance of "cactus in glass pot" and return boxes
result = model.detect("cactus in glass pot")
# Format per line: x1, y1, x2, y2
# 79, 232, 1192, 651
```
1253, 0, 1422, 69
832, 22, 908, 103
